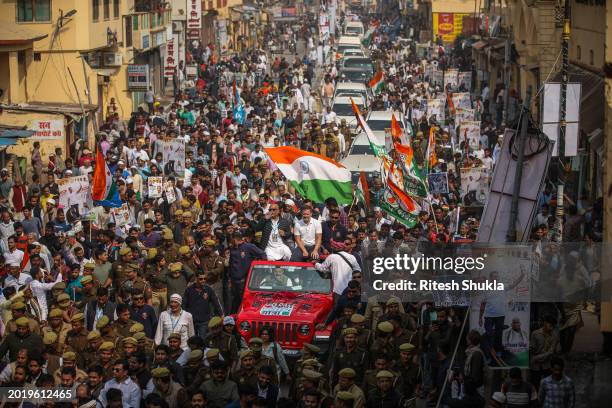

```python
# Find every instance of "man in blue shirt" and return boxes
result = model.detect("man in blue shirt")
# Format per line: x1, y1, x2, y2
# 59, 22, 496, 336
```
228, 233, 266, 313
97, 359, 141, 408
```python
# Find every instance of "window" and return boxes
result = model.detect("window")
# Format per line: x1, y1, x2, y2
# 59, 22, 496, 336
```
17, 0, 51, 22
590, 50, 594, 65
104, 0, 110, 19
577, 45, 581, 60
125, 15, 132, 47
33, 52, 41, 61
113, 0, 119, 18
93, 0, 99, 21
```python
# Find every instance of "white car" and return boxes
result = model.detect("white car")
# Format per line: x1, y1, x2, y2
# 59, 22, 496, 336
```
332, 96, 365, 128
340, 131, 380, 175
366, 110, 410, 144
336, 36, 363, 61
333, 82, 371, 107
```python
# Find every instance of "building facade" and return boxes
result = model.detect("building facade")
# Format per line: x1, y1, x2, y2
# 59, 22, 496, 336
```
0, 0, 172, 166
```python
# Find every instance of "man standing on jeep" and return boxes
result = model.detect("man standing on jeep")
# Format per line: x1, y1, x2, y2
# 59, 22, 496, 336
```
229, 232, 266, 313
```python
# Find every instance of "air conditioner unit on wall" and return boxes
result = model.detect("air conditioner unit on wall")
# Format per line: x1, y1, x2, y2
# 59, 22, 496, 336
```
172, 21, 183, 32
103, 52, 122, 67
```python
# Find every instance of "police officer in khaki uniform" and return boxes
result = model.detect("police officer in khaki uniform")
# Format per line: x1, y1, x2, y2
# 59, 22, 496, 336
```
184, 350, 210, 394
179, 245, 199, 275
42, 308, 70, 354
364, 295, 405, 333
336, 391, 356, 408
331, 328, 368, 387
325, 132, 339, 160
121, 337, 139, 359
82, 330, 104, 369
112, 247, 134, 288
6, 300, 40, 335
134, 331, 155, 364
370, 321, 395, 357
79, 272, 99, 308
290, 358, 324, 400
299, 369, 332, 405
167, 333, 183, 362
65, 313, 89, 368
361, 353, 398, 398
95, 341, 117, 380
333, 368, 366, 408
112, 303, 138, 338
161, 229, 180, 263
203, 316, 238, 368
392, 343, 421, 402
231, 349, 258, 388
200, 239, 224, 303
53, 351, 87, 384
248, 337, 279, 384
96, 315, 121, 347
145, 249, 169, 316
335, 313, 372, 351
42, 331, 61, 376
118, 265, 151, 305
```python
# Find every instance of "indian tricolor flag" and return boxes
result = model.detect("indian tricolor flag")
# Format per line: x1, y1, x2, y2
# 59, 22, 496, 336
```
92, 146, 121, 207
265, 146, 353, 205
368, 71, 384, 94
351, 98, 386, 159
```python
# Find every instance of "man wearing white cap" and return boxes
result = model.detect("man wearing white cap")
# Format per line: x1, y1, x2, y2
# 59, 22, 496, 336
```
154, 293, 194, 348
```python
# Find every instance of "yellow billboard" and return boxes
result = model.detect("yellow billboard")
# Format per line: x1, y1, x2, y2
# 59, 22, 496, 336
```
432, 12, 469, 43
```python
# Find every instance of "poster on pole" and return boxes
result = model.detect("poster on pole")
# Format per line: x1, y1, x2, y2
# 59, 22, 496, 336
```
427, 99, 445, 123
156, 140, 186, 175
432, 69, 444, 88
112, 204, 131, 227
455, 108, 475, 125
58, 175, 91, 216
460, 166, 490, 206
458, 71, 472, 91
148, 177, 163, 198
460, 120, 482, 150
428, 172, 449, 194
444, 69, 459, 90
164, 181, 176, 204
451, 93, 472, 110
469, 245, 532, 368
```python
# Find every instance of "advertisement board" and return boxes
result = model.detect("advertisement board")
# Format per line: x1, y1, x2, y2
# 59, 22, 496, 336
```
27, 119, 65, 140
433, 13, 469, 42
127, 64, 149, 90
187, 0, 202, 39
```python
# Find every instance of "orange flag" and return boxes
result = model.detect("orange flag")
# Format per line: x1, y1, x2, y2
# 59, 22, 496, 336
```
427, 127, 438, 169
391, 114, 403, 144
388, 162, 417, 212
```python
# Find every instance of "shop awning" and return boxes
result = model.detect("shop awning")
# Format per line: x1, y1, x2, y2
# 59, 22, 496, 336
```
0, 126, 34, 146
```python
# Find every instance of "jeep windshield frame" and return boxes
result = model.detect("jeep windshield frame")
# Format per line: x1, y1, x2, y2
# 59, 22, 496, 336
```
247, 264, 332, 294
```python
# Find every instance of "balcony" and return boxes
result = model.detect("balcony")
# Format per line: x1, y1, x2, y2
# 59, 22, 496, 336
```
128, 9, 173, 51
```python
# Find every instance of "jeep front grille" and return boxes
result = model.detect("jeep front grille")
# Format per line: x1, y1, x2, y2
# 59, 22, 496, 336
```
251, 321, 300, 346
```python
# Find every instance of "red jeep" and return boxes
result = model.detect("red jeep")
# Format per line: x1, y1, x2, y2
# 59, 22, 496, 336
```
236, 260, 335, 357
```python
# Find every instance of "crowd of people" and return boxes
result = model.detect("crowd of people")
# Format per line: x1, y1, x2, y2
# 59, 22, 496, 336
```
0, 3, 600, 408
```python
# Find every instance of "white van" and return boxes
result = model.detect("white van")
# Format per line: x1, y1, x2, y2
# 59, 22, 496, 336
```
344, 21, 365, 38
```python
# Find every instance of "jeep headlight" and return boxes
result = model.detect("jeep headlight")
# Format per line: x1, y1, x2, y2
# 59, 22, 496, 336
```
239, 321, 251, 332
298, 324, 310, 336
